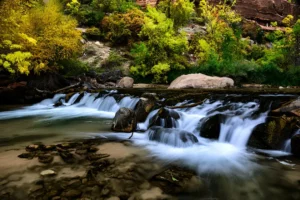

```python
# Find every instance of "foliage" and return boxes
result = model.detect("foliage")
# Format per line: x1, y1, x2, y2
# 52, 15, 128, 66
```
0, 0, 82, 75
158, 0, 195, 28
59, 59, 89, 76
195, 0, 246, 66
101, 8, 145, 44
85, 27, 102, 40
130, 7, 189, 83
102, 51, 126, 68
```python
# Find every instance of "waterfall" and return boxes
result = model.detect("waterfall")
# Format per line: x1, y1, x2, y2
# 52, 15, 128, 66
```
0, 92, 140, 120
282, 129, 300, 153
139, 100, 268, 149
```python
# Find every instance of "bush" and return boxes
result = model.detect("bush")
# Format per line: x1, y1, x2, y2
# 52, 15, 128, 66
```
101, 8, 145, 44
84, 27, 102, 40
129, 7, 189, 83
59, 59, 89, 76
101, 51, 126, 69
158, 0, 195, 28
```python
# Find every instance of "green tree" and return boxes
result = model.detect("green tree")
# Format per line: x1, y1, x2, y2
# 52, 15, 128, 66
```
130, 7, 189, 83
158, 0, 195, 28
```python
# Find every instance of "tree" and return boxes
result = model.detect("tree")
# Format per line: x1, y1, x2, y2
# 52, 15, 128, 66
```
158, 0, 195, 28
130, 7, 189, 83
0, 0, 82, 75
101, 8, 145, 44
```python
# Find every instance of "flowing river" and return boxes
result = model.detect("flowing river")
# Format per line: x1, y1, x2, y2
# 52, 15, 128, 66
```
0, 91, 299, 200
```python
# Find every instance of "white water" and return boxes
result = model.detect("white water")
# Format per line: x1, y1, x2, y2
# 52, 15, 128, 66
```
0, 94, 273, 176
0, 92, 139, 121
282, 129, 300, 153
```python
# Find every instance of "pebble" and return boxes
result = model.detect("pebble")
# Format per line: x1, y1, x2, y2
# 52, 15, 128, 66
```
40, 170, 56, 176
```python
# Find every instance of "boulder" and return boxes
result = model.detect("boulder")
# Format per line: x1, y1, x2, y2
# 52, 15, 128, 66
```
250, 116, 299, 149
97, 70, 123, 84
135, 93, 157, 122
200, 114, 224, 139
291, 134, 300, 157
272, 99, 300, 117
117, 77, 134, 88
150, 108, 180, 128
168, 74, 234, 89
111, 108, 137, 132
148, 127, 198, 147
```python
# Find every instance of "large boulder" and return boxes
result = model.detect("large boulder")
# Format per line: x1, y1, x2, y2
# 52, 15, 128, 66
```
117, 77, 134, 88
111, 108, 137, 132
250, 115, 299, 149
291, 134, 300, 157
272, 99, 300, 117
200, 114, 224, 139
168, 74, 234, 89
135, 93, 157, 122
148, 127, 198, 147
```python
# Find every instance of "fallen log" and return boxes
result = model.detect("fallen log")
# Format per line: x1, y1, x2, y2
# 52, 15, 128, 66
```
53, 82, 81, 93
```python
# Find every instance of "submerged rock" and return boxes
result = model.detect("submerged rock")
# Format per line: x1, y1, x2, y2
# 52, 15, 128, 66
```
38, 154, 54, 164
117, 77, 134, 88
111, 108, 137, 132
168, 73, 234, 89
291, 134, 300, 157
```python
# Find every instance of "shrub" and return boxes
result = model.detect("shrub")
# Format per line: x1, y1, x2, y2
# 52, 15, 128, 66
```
130, 7, 189, 83
101, 8, 145, 44
158, 0, 195, 28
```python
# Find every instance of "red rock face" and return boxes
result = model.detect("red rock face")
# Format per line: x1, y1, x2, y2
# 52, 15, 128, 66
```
208, 0, 300, 24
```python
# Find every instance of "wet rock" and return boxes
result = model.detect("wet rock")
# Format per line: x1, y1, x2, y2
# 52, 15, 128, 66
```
150, 166, 203, 195
135, 93, 157, 122
200, 114, 224, 139
26, 144, 42, 152
40, 170, 56, 176
87, 146, 99, 153
18, 152, 35, 159
117, 77, 134, 88
168, 73, 234, 89
272, 99, 300, 117
148, 127, 198, 147
111, 108, 137, 132
62, 189, 82, 198
291, 134, 300, 157
75, 149, 88, 155
150, 108, 180, 128
87, 154, 110, 161
38, 154, 54, 164
250, 116, 299, 149
59, 151, 76, 163
43, 145, 57, 151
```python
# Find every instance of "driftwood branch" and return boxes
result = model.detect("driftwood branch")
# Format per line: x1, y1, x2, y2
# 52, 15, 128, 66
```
128, 131, 134, 139
167, 99, 207, 109
35, 88, 52, 94
53, 82, 80, 93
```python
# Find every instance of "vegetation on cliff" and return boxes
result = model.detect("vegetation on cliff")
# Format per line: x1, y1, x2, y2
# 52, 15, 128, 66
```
0, 0, 300, 86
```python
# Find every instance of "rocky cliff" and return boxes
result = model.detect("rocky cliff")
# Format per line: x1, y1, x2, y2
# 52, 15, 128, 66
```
207, 0, 300, 24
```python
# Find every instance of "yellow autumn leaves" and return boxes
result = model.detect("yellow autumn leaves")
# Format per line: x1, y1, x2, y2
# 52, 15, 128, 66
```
0, 0, 82, 75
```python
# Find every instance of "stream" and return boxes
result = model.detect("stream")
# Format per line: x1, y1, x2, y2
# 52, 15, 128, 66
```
0, 91, 299, 200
